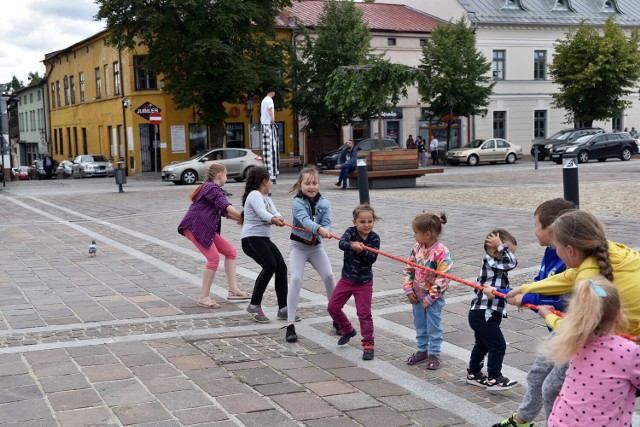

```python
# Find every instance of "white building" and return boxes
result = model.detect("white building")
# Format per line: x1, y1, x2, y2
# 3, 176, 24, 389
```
384, 0, 640, 154
14, 81, 50, 166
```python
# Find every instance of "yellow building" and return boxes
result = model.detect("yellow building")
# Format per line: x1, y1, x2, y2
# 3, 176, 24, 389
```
44, 30, 295, 175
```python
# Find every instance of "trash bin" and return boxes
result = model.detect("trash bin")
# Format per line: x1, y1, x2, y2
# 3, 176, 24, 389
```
115, 163, 127, 185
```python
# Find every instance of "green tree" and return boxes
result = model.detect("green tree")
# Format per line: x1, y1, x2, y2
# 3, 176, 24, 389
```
419, 18, 494, 150
325, 58, 417, 149
28, 72, 43, 85
95, 0, 291, 127
549, 16, 640, 127
6, 76, 23, 93
291, 0, 372, 136
6, 76, 24, 129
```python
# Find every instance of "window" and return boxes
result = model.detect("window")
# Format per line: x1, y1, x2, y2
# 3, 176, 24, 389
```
554, 0, 569, 10
104, 65, 110, 97
387, 38, 396, 46
56, 81, 61, 108
534, 110, 547, 139
70, 76, 76, 104
534, 50, 546, 80
95, 67, 101, 99
612, 117, 622, 132
64, 76, 70, 106
226, 123, 245, 148
37, 90, 41, 101
79, 72, 85, 102
420, 39, 426, 47
492, 50, 505, 80
189, 124, 208, 156
29, 93, 33, 103
134, 55, 157, 90
493, 111, 506, 138
113, 62, 120, 96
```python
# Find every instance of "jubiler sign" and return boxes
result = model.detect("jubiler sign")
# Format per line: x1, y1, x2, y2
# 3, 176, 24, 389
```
135, 102, 162, 120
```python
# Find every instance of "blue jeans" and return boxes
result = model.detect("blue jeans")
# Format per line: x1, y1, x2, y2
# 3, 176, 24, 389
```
412, 297, 445, 355
337, 164, 356, 187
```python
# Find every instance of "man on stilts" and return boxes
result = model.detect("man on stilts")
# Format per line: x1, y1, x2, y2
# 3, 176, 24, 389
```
260, 87, 279, 184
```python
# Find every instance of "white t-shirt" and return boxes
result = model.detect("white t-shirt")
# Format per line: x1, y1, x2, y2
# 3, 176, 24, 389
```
430, 138, 439, 151
260, 95, 274, 125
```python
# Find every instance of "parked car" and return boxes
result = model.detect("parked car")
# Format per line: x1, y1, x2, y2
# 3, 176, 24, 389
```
15, 166, 30, 181
161, 148, 263, 185
72, 155, 115, 178
530, 127, 604, 160
445, 138, 523, 166
56, 160, 74, 178
316, 137, 400, 170
549, 132, 638, 164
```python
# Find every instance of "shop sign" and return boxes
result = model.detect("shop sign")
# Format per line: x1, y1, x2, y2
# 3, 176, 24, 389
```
135, 102, 162, 120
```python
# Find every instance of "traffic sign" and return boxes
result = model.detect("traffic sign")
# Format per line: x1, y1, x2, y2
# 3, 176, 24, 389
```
149, 112, 162, 124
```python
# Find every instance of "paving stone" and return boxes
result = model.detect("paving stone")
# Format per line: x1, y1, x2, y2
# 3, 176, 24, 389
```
168, 354, 219, 371
215, 392, 275, 414
95, 379, 155, 406
304, 417, 363, 427
378, 395, 438, 412
305, 353, 356, 369
23, 348, 70, 364
324, 392, 382, 411
253, 380, 305, 396
73, 354, 121, 367
196, 378, 252, 397
119, 352, 166, 368
405, 408, 467, 426
56, 407, 117, 426
112, 402, 172, 425
264, 356, 314, 370
232, 367, 284, 386
0, 385, 42, 403
235, 409, 299, 427
351, 379, 409, 397
173, 406, 228, 425
329, 367, 381, 382
283, 366, 336, 384
184, 367, 229, 382
144, 377, 195, 394
31, 361, 78, 377
83, 364, 133, 382
347, 406, 414, 427
156, 389, 212, 410
271, 392, 342, 420
47, 389, 103, 411
305, 379, 359, 397
129, 364, 181, 381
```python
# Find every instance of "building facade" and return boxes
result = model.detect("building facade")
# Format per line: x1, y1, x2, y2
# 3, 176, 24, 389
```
14, 82, 48, 166
385, 0, 640, 154
43, 30, 296, 175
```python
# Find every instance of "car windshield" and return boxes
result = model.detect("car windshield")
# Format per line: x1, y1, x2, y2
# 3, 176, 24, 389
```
570, 135, 593, 145
83, 155, 109, 162
548, 130, 572, 141
465, 140, 485, 149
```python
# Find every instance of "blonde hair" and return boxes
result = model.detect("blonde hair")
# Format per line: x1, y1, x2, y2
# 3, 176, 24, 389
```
542, 277, 624, 363
412, 212, 447, 238
549, 210, 613, 281
289, 166, 320, 194
190, 163, 227, 202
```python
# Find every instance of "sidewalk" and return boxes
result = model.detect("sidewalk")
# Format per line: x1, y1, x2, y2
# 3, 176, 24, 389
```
0, 161, 638, 426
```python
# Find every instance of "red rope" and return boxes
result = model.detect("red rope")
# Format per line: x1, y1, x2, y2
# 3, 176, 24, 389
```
283, 221, 637, 342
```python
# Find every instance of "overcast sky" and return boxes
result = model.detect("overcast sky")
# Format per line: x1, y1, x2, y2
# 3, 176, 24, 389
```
0, 0, 104, 87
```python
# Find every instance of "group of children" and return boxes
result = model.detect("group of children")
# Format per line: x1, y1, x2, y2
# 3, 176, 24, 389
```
179, 162, 639, 425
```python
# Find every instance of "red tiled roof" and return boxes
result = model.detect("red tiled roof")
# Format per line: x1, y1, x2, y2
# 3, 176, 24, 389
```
280, 1, 444, 33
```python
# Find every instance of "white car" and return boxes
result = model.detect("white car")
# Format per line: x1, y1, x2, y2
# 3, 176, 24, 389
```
72, 155, 115, 178
161, 148, 263, 185
445, 138, 523, 166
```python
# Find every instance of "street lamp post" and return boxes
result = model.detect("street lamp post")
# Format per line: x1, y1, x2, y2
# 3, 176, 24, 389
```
446, 98, 453, 152
246, 97, 254, 149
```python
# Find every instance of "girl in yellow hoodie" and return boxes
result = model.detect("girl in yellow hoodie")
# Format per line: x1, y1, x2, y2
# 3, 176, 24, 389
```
504, 210, 640, 425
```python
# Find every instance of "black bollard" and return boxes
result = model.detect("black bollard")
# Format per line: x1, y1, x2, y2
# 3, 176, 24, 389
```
562, 151, 579, 208
115, 161, 126, 193
533, 145, 539, 170
357, 155, 370, 205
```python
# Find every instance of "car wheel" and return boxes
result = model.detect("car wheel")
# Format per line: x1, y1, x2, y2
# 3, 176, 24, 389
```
577, 150, 589, 163
467, 155, 479, 166
621, 148, 632, 161
238, 166, 254, 182
505, 153, 517, 164
181, 169, 198, 185
553, 160, 562, 165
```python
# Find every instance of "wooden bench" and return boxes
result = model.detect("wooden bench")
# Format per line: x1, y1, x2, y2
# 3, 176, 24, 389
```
324, 167, 443, 189
323, 149, 443, 189
279, 155, 303, 171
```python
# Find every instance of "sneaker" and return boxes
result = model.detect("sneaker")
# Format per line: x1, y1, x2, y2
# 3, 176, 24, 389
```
362, 344, 374, 360
277, 307, 300, 322
246, 305, 270, 323
485, 375, 518, 391
466, 369, 488, 387
491, 413, 534, 427
334, 182, 341, 187
406, 350, 429, 365
332, 321, 341, 336
425, 354, 441, 370
337, 329, 357, 346
285, 324, 298, 343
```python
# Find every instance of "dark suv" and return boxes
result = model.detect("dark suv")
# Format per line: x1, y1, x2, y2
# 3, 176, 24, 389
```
316, 137, 400, 169
549, 132, 638, 163
530, 128, 604, 160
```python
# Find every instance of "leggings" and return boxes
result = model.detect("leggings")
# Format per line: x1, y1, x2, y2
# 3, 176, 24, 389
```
288, 241, 335, 322
184, 229, 236, 270
241, 236, 288, 308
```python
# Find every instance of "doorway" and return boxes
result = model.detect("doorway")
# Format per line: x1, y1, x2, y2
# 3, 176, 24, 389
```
139, 124, 161, 172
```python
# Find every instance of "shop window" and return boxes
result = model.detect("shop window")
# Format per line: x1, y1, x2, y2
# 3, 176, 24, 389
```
534, 110, 546, 139
493, 111, 506, 138
226, 123, 245, 148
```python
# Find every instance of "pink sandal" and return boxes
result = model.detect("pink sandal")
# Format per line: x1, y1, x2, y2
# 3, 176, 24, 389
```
197, 298, 220, 309
228, 290, 251, 300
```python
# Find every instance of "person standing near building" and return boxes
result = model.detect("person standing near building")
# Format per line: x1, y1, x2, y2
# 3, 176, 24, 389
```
43, 152, 55, 179
430, 136, 440, 165
260, 88, 279, 184
417, 136, 426, 167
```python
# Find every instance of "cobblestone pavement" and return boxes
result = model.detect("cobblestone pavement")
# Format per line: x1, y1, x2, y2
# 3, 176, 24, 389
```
0, 159, 638, 426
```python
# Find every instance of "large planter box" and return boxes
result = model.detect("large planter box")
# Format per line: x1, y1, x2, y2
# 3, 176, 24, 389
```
364, 150, 418, 171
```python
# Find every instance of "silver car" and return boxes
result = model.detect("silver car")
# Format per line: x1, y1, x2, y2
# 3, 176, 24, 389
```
72, 155, 115, 178
161, 148, 264, 185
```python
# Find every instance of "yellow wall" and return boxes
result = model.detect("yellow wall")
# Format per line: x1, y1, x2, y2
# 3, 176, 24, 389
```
45, 30, 296, 175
